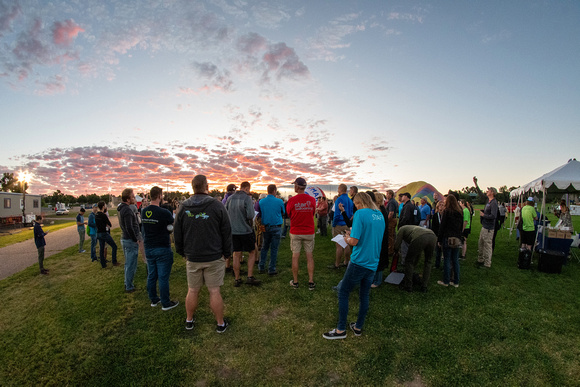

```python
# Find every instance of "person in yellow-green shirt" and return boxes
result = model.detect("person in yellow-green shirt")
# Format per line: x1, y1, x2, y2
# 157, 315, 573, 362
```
521, 197, 538, 250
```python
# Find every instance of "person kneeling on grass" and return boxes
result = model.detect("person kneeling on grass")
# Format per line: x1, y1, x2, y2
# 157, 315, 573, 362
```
323, 192, 385, 340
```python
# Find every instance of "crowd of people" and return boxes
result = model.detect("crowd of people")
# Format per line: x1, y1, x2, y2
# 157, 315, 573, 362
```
33, 175, 509, 339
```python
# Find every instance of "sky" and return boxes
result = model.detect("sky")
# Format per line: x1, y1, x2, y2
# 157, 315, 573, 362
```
1, 0, 579, 196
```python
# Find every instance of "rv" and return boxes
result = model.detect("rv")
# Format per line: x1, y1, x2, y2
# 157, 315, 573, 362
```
0, 192, 42, 226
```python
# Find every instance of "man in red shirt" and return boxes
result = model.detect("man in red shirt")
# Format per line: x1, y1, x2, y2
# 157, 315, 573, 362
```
286, 177, 316, 290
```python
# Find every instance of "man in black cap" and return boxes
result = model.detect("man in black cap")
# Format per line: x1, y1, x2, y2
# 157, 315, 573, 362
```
398, 192, 416, 229
286, 177, 317, 290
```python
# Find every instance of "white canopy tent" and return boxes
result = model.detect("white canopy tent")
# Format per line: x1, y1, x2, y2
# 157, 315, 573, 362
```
510, 159, 580, 198
509, 159, 580, 256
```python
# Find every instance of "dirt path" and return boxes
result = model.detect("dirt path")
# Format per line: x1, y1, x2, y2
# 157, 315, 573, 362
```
0, 217, 119, 281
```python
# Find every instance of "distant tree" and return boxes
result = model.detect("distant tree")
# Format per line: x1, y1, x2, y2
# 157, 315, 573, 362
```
77, 194, 87, 203
49, 190, 65, 205
63, 194, 76, 205
100, 194, 111, 203
86, 193, 100, 203
209, 189, 222, 198
1, 173, 19, 192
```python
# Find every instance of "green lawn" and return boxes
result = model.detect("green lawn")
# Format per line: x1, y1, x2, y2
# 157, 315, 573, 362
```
0, 211, 578, 386
0, 221, 75, 248
0, 209, 118, 248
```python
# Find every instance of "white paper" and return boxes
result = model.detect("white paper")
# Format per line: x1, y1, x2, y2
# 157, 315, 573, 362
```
331, 234, 348, 248
384, 272, 405, 285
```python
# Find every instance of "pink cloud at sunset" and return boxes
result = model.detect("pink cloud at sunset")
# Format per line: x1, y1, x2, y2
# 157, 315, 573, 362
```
51, 19, 84, 46
10, 142, 391, 196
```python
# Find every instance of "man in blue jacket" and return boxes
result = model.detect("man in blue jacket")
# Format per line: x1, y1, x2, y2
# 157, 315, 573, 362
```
331, 183, 353, 269
33, 215, 49, 275
258, 184, 285, 275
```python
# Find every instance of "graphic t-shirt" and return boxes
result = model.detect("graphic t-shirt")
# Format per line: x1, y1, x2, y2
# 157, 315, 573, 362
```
350, 208, 385, 271
141, 205, 175, 249
286, 194, 316, 235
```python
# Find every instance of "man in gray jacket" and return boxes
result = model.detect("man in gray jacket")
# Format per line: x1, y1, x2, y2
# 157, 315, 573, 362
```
175, 175, 232, 333
225, 181, 261, 286
118, 188, 143, 293
477, 187, 498, 268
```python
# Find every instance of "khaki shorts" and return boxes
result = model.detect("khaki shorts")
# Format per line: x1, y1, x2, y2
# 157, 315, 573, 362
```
186, 258, 225, 289
290, 233, 315, 253
333, 225, 349, 238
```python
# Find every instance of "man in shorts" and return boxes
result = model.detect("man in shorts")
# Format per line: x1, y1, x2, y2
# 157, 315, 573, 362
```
520, 197, 538, 251
286, 177, 317, 290
225, 181, 261, 286
175, 175, 232, 333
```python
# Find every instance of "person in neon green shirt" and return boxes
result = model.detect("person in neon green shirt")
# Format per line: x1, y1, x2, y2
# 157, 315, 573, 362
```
459, 199, 472, 259
521, 197, 538, 250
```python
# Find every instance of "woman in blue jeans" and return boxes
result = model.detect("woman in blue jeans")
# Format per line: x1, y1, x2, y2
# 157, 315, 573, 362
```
323, 192, 385, 340
436, 195, 463, 288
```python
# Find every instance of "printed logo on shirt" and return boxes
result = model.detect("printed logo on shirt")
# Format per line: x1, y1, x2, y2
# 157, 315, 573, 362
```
294, 201, 313, 211
145, 211, 152, 218
195, 212, 209, 219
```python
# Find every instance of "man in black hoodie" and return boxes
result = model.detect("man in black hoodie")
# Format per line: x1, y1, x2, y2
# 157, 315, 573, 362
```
175, 175, 232, 333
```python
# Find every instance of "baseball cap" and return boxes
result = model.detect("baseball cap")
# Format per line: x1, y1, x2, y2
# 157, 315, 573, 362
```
292, 177, 307, 187
226, 184, 237, 191
527, 197, 534, 202
403, 192, 411, 199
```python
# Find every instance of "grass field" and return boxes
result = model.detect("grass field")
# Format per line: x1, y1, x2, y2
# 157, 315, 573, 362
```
0, 210, 578, 386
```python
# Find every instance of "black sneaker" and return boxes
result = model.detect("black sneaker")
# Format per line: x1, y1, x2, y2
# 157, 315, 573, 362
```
308, 282, 316, 291
349, 322, 362, 337
268, 270, 278, 276
289, 280, 299, 289
162, 300, 179, 311
258, 269, 265, 274
234, 279, 243, 287
216, 319, 229, 333
185, 319, 195, 330
245, 276, 261, 286
150, 300, 161, 307
322, 329, 347, 340
327, 264, 340, 269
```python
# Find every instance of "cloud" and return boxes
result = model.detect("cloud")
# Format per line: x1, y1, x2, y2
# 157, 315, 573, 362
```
307, 13, 365, 61
35, 74, 66, 95
51, 19, 84, 46
16, 132, 385, 195
262, 42, 309, 82
192, 61, 234, 92
0, 1, 21, 37
251, 2, 291, 29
